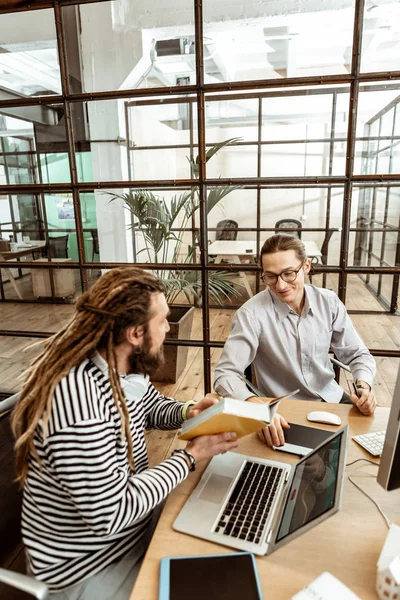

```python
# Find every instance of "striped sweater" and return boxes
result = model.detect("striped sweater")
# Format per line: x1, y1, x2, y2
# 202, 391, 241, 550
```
22, 356, 189, 592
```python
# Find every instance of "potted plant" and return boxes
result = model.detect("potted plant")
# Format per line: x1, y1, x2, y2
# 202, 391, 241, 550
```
109, 138, 244, 382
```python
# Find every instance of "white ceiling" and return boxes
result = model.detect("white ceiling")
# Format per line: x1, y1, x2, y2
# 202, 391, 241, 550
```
0, 1, 398, 135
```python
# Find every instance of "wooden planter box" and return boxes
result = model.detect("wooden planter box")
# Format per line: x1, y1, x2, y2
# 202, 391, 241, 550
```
154, 305, 195, 383
31, 258, 76, 298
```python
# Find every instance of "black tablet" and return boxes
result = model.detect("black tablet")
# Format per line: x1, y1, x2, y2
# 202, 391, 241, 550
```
158, 552, 263, 600
274, 422, 333, 456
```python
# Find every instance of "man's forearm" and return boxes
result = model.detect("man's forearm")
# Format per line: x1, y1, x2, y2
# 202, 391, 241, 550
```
214, 378, 253, 401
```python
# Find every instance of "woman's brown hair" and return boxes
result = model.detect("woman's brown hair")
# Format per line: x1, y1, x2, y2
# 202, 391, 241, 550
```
12, 267, 164, 486
259, 233, 307, 265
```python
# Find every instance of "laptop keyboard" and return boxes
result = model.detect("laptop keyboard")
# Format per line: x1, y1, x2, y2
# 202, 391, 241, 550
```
214, 461, 284, 544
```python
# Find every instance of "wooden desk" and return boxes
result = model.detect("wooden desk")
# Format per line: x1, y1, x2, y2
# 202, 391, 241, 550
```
208, 241, 257, 299
0, 242, 46, 299
131, 400, 400, 600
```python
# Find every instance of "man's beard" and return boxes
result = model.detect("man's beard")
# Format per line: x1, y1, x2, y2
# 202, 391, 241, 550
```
128, 333, 165, 377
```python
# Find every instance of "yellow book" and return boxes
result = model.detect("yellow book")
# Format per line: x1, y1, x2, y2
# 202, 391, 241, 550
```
179, 398, 270, 441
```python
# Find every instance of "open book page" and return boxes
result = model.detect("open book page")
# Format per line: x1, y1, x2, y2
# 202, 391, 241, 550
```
248, 389, 300, 420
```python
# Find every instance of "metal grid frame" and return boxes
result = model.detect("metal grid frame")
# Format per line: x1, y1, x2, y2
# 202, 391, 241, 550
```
0, 0, 400, 394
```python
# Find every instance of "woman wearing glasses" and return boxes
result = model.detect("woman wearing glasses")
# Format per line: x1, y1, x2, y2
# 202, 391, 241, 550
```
214, 233, 376, 448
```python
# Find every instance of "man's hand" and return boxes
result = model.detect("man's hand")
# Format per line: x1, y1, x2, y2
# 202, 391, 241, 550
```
185, 396, 221, 420
246, 396, 290, 448
257, 413, 290, 448
186, 431, 238, 463
350, 381, 376, 416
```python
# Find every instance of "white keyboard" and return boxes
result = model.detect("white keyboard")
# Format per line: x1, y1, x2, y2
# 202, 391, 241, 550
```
352, 431, 386, 457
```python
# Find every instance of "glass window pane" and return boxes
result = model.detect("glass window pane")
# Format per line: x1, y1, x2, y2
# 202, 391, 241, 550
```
351, 185, 400, 269
88, 187, 201, 264
43, 193, 78, 263
205, 97, 258, 178
62, 0, 195, 93
260, 186, 344, 266
260, 88, 349, 177
203, 1, 355, 83
361, 3, 400, 73
0, 109, 70, 185
0, 9, 61, 97
346, 274, 398, 315
207, 188, 257, 253
72, 98, 197, 182
355, 83, 400, 175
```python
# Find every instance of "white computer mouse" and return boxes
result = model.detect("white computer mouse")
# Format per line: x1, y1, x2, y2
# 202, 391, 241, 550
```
307, 411, 342, 426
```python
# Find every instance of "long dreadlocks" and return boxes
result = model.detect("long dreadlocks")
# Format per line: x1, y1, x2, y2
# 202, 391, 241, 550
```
11, 267, 164, 486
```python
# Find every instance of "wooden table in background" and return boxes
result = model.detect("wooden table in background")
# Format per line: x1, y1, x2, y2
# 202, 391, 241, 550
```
0, 242, 46, 299
131, 400, 400, 600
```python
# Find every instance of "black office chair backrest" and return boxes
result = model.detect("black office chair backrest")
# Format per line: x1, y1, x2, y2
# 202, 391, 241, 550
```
48, 235, 69, 259
275, 219, 302, 239
216, 219, 238, 241
320, 228, 337, 265
91, 230, 99, 256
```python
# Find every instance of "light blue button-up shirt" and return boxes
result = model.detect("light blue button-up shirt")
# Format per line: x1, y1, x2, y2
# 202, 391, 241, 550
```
214, 285, 376, 403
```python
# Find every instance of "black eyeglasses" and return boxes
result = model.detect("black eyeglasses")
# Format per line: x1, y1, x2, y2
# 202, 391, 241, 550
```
261, 260, 306, 285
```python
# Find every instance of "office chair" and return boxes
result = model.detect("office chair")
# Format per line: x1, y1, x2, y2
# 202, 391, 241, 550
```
308, 227, 341, 284
215, 219, 238, 241
90, 229, 99, 262
0, 391, 20, 412
0, 394, 48, 599
0, 569, 48, 599
275, 219, 302, 239
48, 235, 69, 259
319, 228, 340, 265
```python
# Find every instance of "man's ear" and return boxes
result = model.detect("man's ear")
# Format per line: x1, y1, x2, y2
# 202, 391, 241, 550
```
125, 324, 145, 349
303, 258, 312, 274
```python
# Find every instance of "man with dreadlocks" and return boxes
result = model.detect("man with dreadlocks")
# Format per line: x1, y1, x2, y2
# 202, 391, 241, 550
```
12, 267, 238, 599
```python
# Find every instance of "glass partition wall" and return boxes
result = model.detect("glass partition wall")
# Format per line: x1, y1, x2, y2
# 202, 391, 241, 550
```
1, 0, 400, 398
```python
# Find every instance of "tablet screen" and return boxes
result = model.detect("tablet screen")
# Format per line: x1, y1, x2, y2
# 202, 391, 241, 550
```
166, 553, 262, 600
284, 423, 333, 448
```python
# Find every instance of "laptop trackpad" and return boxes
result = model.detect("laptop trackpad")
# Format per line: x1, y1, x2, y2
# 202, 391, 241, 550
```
199, 474, 233, 504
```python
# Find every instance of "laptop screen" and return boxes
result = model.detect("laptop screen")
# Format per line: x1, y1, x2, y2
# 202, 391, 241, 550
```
275, 431, 343, 542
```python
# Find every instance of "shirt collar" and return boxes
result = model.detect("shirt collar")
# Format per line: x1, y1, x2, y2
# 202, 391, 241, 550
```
90, 350, 109, 374
269, 290, 292, 322
303, 285, 315, 317
269, 286, 314, 321
90, 351, 149, 399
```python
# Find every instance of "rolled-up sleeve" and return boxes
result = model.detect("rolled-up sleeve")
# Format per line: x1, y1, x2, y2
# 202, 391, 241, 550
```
214, 308, 261, 400
330, 297, 376, 388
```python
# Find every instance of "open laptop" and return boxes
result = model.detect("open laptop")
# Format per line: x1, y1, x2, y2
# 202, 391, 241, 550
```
173, 425, 348, 556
